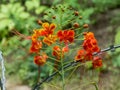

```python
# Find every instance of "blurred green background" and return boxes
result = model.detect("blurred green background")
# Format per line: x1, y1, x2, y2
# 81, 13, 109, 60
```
0, 0, 120, 90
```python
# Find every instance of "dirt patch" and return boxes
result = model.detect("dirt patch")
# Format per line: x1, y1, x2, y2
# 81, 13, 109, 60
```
6, 80, 31, 90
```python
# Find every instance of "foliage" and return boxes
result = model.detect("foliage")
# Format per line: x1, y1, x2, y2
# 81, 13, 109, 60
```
0, 0, 48, 86
111, 27, 120, 67
25, 0, 47, 15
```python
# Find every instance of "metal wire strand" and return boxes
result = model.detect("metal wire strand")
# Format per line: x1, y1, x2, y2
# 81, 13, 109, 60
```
0, 51, 6, 90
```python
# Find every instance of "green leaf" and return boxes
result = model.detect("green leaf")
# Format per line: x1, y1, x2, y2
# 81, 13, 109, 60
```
81, 8, 94, 19
25, 0, 39, 10
115, 27, 120, 45
19, 12, 30, 19
35, 6, 46, 14
113, 55, 120, 67
0, 13, 8, 19
0, 19, 12, 30
85, 61, 92, 69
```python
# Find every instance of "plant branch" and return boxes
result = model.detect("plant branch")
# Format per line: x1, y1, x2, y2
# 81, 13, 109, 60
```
33, 44, 120, 90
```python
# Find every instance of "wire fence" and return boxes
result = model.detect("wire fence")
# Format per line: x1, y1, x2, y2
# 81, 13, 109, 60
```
33, 44, 120, 90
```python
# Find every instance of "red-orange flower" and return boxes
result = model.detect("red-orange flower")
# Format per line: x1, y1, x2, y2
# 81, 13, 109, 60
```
92, 56, 102, 68
75, 32, 102, 68
52, 45, 69, 59
30, 40, 42, 53
57, 30, 75, 44
34, 53, 48, 66
62, 45, 69, 52
75, 50, 86, 62
84, 52, 93, 61
31, 29, 43, 42
83, 32, 95, 39
41, 23, 56, 37
75, 50, 93, 62
43, 35, 57, 46
31, 33, 38, 42
52, 46, 62, 59
83, 32, 100, 53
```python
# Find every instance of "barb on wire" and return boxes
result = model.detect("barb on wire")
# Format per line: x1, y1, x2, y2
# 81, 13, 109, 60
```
33, 44, 120, 90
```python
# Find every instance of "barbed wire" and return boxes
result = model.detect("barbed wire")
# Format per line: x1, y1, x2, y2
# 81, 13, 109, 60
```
33, 44, 120, 90
0, 51, 6, 90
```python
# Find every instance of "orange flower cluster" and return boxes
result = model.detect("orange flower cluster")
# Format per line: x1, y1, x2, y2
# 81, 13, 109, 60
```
30, 22, 57, 66
75, 32, 102, 68
83, 32, 100, 53
30, 22, 75, 66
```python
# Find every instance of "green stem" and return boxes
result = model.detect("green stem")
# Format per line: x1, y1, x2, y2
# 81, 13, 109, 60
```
61, 51, 65, 90
59, 7, 65, 90
37, 66, 41, 83
94, 84, 98, 90
59, 7, 63, 30
92, 82, 98, 90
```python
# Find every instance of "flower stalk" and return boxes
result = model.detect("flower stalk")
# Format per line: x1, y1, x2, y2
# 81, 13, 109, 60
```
60, 49, 65, 90
92, 82, 98, 90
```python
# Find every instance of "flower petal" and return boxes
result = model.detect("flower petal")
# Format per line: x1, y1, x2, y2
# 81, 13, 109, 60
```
42, 22, 49, 29
50, 23, 56, 31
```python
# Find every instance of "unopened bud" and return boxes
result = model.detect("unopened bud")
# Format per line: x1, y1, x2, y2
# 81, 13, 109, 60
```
52, 7, 54, 9
74, 11, 79, 16
73, 23, 79, 28
79, 16, 82, 19
83, 24, 89, 28
62, 8, 64, 12
52, 16, 56, 19
44, 13, 48, 15
37, 20, 43, 25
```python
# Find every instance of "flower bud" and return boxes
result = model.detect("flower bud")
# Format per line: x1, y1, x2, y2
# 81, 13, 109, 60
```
73, 23, 79, 28
44, 13, 48, 15
37, 20, 43, 25
52, 16, 56, 19
74, 11, 79, 16
79, 16, 82, 19
83, 24, 89, 28
62, 8, 64, 12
